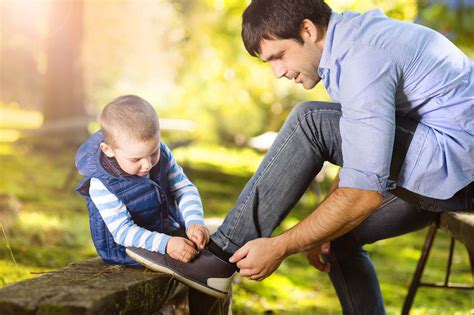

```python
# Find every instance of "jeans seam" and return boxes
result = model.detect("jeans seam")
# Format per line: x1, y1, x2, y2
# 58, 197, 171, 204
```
330, 250, 357, 315
224, 108, 341, 247
380, 194, 398, 208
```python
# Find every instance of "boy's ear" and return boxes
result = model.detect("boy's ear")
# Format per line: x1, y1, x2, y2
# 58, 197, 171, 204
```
100, 143, 115, 158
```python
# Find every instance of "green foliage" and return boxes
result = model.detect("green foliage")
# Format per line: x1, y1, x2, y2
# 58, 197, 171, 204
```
417, 2, 474, 54
2, 0, 472, 146
329, 0, 417, 20
167, 0, 331, 145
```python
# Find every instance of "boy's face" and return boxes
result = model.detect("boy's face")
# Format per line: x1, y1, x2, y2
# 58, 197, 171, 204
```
100, 135, 160, 177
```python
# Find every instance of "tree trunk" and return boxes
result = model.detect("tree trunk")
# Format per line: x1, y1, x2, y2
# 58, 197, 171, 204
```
43, 0, 85, 123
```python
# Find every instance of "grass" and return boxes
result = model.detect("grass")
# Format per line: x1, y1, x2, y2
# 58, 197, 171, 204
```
0, 126, 472, 313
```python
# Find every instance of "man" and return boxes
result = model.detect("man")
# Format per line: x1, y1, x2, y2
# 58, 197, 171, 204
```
126, 0, 473, 312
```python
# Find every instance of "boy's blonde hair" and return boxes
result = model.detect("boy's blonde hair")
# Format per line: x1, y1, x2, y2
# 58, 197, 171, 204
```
100, 95, 160, 148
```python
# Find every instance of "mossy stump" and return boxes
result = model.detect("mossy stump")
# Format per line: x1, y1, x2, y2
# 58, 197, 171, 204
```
0, 257, 185, 314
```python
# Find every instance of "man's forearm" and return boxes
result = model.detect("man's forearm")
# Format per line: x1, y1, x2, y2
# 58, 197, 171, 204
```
277, 187, 382, 256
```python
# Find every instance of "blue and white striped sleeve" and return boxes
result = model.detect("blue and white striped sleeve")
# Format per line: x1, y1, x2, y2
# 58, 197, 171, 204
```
162, 144, 205, 228
89, 177, 171, 254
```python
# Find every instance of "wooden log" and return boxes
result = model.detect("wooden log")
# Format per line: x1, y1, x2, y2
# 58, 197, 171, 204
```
439, 212, 474, 251
0, 257, 186, 315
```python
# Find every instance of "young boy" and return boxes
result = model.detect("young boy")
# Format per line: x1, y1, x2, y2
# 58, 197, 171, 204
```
75, 95, 209, 266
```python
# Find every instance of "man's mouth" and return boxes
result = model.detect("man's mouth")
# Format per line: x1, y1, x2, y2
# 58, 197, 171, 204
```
294, 73, 301, 83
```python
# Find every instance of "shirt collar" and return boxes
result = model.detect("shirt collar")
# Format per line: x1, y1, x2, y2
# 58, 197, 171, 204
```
318, 11, 343, 72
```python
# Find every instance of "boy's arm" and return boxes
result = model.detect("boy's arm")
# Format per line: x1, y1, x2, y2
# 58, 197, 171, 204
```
89, 177, 171, 254
162, 144, 205, 228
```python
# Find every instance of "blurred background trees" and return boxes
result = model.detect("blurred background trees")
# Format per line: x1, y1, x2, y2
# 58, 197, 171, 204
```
1, 0, 472, 145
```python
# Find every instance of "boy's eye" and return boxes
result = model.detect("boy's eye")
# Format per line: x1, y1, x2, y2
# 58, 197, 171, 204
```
131, 158, 140, 162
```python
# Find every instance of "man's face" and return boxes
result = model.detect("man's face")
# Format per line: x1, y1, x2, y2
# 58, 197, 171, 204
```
259, 26, 324, 89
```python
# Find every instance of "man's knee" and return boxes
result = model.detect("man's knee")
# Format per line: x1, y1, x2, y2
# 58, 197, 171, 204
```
289, 101, 341, 120
330, 232, 362, 260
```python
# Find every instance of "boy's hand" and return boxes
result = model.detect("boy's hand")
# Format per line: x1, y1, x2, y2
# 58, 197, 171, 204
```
186, 224, 210, 249
166, 236, 198, 262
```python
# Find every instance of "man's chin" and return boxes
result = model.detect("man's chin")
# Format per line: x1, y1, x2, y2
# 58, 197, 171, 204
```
302, 82, 317, 90
302, 80, 319, 90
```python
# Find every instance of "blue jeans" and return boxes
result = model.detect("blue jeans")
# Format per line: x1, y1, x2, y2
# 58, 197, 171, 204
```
211, 101, 467, 314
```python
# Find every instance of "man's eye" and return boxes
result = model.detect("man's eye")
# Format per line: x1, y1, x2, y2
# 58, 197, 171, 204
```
274, 53, 284, 60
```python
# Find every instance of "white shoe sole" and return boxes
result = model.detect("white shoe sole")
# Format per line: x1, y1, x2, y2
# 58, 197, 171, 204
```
125, 248, 228, 299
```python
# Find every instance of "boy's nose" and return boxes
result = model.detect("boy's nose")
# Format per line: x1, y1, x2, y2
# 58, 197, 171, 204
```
141, 158, 152, 170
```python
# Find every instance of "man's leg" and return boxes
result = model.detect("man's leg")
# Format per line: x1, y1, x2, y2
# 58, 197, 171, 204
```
327, 195, 439, 314
210, 102, 439, 314
212, 101, 344, 252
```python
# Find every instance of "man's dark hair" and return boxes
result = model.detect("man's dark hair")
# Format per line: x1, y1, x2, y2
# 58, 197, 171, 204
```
242, 0, 332, 57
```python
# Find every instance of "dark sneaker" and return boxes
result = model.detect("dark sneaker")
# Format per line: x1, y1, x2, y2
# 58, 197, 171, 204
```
125, 247, 237, 299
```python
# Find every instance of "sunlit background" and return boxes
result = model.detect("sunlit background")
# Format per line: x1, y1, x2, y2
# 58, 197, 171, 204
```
0, 0, 473, 314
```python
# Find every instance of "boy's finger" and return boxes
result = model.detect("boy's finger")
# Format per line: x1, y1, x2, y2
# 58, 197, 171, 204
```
184, 244, 197, 256
203, 230, 210, 245
190, 235, 200, 245
192, 230, 203, 246
202, 230, 209, 244
184, 238, 196, 248
198, 238, 205, 249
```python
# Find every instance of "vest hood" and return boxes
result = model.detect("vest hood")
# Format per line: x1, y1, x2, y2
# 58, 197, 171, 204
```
76, 131, 112, 180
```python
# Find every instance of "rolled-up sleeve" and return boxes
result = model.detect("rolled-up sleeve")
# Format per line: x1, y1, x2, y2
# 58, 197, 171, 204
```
338, 45, 400, 192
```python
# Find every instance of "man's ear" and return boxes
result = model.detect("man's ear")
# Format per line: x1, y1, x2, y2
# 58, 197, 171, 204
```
300, 19, 319, 43
100, 142, 115, 158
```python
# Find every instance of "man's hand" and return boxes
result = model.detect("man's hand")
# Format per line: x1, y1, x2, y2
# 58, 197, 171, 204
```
229, 238, 286, 281
166, 236, 198, 262
186, 224, 210, 249
306, 242, 331, 272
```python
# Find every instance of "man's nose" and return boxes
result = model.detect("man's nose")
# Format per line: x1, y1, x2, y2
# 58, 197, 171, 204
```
271, 61, 287, 79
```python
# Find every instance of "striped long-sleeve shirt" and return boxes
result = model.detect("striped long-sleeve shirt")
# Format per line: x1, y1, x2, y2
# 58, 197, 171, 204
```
89, 145, 204, 255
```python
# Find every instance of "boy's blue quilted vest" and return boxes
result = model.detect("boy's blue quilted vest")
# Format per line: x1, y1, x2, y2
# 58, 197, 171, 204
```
75, 132, 184, 266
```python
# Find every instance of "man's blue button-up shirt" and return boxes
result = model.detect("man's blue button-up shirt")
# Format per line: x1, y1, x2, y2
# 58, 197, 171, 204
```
318, 9, 473, 199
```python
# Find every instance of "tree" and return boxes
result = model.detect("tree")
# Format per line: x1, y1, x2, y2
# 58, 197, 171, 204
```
417, 0, 474, 54
43, 0, 85, 124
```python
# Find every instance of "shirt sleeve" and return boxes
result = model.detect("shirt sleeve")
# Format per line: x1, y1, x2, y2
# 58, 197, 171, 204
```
161, 143, 205, 228
89, 177, 171, 254
338, 45, 401, 192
